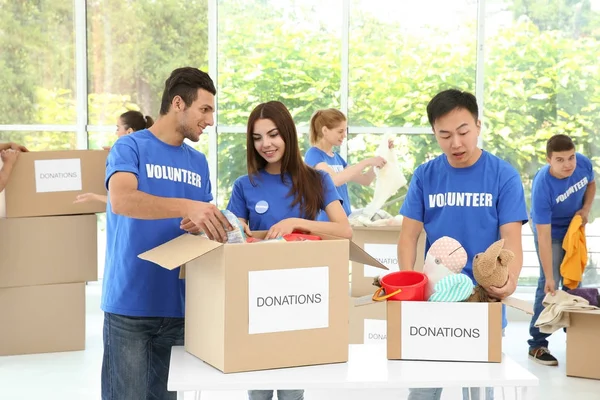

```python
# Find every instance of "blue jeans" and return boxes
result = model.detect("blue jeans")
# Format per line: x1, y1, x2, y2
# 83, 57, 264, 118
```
408, 387, 494, 400
248, 390, 304, 400
101, 312, 184, 400
527, 234, 566, 350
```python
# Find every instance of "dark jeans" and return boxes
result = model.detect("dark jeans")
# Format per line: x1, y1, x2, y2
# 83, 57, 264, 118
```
101, 312, 184, 400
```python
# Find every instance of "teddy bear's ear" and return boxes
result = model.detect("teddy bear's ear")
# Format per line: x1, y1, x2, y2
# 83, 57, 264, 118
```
497, 249, 515, 266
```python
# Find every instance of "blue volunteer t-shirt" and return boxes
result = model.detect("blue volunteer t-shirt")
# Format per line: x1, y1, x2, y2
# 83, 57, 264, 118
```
400, 150, 528, 328
530, 153, 595, 239
304, 147, 351, 220
102, 129, 213, 318
226, 169, 341, 230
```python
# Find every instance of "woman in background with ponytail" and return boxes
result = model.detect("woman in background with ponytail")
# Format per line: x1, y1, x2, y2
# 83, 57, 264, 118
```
304, 109, 392, 220
75, 110, 154, 204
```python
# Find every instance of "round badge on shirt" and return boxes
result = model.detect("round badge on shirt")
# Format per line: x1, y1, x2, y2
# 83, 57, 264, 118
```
255, 200, 269, 214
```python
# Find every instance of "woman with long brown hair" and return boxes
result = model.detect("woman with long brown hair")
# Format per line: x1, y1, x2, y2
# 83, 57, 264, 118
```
227, 101, 352, 241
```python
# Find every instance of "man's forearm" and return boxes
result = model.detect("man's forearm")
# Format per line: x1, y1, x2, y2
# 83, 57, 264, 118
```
537, 238, 554, 281
110, 189, 192, 220
398, 234, 417, 271
582, 181, 596, 211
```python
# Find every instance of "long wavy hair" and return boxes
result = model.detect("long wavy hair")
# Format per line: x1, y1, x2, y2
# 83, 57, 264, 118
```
246, 101, 324, 220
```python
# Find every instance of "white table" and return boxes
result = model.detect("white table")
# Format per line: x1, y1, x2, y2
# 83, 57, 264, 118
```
169, 344, 539, 399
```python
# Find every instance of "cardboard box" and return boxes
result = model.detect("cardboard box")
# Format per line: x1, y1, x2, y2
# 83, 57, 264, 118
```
387, 301, 503, 362
139, 232, 388, 373
386, 297, 533, 363
350, 226, 426, 297
0, 282, 86, 356
349, 295, 387, 345
0, 150, 108, 218
0, 215, 98, 288
566, 310, 600, 380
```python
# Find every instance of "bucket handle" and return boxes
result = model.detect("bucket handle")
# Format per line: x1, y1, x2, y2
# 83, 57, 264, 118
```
372, 287, 403, 302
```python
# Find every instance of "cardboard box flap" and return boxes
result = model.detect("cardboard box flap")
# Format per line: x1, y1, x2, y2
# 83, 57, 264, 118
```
501, 296, 534, 315
349, 241, 388, 270
138, 234, 223, 270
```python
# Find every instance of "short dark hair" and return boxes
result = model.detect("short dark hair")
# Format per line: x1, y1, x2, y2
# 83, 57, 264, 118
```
159, 67, 216, 116
427, 89, 479, 127
546, 134, 575, 158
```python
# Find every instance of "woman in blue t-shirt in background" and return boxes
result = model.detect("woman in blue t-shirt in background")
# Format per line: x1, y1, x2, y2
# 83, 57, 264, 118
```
227, 101, 351, 400
304, 108, 392, 220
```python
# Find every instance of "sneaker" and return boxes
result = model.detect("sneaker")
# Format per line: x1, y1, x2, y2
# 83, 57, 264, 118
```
528, 347, 558, 366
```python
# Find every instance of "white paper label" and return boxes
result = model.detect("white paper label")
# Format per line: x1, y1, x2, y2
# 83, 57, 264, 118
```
400, 302, 489, 361
34, 159, 82, 193
364, 318, 387, 344
363, 243, 398, 277
248, 266, 329, 334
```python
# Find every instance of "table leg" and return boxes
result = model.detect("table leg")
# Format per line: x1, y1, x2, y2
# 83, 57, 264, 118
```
177, 391, 185, 400
519, 386, 528, 400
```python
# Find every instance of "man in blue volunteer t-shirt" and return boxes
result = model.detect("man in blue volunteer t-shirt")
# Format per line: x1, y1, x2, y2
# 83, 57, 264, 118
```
527, 134, 595, 366
398, 89, 528, 400
101, 67, 232, 400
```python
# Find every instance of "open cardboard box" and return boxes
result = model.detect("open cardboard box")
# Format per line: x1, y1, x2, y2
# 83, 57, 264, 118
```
139, 231, 388, 373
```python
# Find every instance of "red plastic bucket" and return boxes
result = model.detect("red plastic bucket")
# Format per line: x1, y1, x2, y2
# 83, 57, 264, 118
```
372, 271, 428, 302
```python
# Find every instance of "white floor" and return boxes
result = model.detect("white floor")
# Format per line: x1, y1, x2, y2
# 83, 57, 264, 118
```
0, 282, 599, 400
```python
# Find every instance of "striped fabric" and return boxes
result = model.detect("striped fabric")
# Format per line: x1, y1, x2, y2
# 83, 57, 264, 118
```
428, 273, 474, 302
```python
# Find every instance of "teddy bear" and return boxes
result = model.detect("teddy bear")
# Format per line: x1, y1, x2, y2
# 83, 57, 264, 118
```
466, 239, 514, 302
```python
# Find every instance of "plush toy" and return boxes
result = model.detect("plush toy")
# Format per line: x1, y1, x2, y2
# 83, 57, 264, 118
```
429, 273, 474, 302
422, 236, 469, 300
466, 239, 514, 303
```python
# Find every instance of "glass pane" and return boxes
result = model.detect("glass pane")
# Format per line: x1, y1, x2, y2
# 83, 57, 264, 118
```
0, 1, 76, 124
216, 0, 343, 126
87, 0, 209, 125
349, 0, 477, 127
346, 133, 437, 215
0, 131, 77, 151
484, 0, 600, 286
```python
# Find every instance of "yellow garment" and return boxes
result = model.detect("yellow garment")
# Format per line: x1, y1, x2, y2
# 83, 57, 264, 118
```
560, 215, 587, 289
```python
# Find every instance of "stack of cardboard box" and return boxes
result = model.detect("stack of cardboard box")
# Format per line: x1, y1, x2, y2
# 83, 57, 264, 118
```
0, 150, 107, 356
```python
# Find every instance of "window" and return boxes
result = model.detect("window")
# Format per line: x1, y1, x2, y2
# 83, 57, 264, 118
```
216, 0, 343, 208
484, 0, 600, 286
0, 1, 76, 125
349, 0, 478, 126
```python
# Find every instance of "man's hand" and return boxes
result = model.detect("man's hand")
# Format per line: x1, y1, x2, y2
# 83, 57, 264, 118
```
486, 274, 518, 300
265, 218, 298, 240
544, 278, 556, 295
180, 217, 202, 234
185, 202, 233, 243
575, 207, 590, 225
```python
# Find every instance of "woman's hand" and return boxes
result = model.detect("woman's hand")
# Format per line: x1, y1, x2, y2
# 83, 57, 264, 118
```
265, 218, 298, 239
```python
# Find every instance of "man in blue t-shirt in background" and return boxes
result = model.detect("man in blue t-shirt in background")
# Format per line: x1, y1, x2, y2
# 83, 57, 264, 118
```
527, 134, 595, 366
398, 89, 528, 400
101, 67, 232, 400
